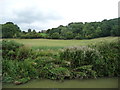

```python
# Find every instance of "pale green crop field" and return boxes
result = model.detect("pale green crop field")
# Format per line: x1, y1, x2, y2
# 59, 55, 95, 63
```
4, 36, 119, 50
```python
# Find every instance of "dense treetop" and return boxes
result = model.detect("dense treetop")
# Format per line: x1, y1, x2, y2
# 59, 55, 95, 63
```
1, 18, 120, 39
1, 22, 21, 38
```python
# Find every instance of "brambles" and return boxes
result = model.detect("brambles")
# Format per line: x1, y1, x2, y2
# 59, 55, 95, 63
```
60, 46, 102, 68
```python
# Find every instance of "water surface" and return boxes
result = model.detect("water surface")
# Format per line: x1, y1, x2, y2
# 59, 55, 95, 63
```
3, 78, 118, 88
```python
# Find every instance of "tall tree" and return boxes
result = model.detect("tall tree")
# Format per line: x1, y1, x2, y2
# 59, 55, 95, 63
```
2, 22, 21, 38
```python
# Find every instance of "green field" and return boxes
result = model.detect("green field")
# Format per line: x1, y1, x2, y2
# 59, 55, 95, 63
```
5, 36, 119, 50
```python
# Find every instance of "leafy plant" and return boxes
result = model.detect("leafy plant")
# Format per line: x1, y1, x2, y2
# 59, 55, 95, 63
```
2, 39, 120, 84
90, 40, 120, 77
60, 46, 102, 68
49, 67, 70, 80
73, 65, 97, 79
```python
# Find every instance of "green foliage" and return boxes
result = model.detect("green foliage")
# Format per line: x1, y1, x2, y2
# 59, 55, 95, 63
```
72, 65, 97, 79
16, 46, 33, 61
2, 59, 38, 83
1, 18, 120, 39
2, 40, 23, 51
32, 46, 63, 50
60, 46, 102, 68
39, 33, 47, 38
49, 67, 70, 80
2, 40, 23, 59
2, 22, 21, 38
90, 40, 120, 77
50, 32, 60, 39
46, 18, 120, 39
2, 40, 33, 61
60, 40, 120, 77
20, 32, 43, 39
2, 39, 120, 85
14, 77, 30, 85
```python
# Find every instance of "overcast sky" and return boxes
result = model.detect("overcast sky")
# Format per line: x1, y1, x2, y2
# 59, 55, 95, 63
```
0, 0, 119, 31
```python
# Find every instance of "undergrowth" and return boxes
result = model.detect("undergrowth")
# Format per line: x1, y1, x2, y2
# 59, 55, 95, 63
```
2, 39, 120, 84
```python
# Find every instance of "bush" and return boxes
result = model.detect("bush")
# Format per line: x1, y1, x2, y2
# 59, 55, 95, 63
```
90, 40, 120, 77
60, 40, 120, 77
60, 46, 102, 68
72, 65, 97, 79
16, 46, 33, 61
49, 67, 70, 80
34, 56, 70, 80
2, 40, 33, 61
2, 59, 38, 83
2, 40, 38, 83
2, 40, 23, 59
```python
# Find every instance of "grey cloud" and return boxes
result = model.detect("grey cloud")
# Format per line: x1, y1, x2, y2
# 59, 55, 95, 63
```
19, 23, 47, 31
12, 7, 62, 24
1, 4, 63, 31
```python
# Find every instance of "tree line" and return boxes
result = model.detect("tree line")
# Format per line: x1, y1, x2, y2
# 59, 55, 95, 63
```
1, 18, 120, 39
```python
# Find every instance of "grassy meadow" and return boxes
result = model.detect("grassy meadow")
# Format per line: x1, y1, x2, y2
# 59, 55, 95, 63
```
5, 36, 119, 50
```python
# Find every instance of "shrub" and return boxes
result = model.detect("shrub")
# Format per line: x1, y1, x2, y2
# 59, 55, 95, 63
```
2, 40, 33, 61
90, 40, 120, 77
60, 46, 102, 68
2, 59, 38, 83
16, 46, 33, 61
34, 56, 70, 80
2, 40, 23, 59
38, 63, 56, 79
49, 67, 70, 80
60, 40, 120, 77
72, 65, 97, 79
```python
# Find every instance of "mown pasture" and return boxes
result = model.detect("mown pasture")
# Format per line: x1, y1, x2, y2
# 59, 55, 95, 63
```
5, 36, 118, 50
